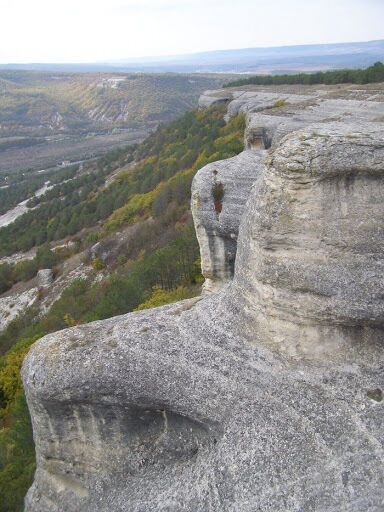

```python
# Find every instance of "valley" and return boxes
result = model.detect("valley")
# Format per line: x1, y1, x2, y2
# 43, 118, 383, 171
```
0, 71, 229, 173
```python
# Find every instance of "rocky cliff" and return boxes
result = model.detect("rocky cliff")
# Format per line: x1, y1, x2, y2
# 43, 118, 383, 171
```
22, 84, 384, 511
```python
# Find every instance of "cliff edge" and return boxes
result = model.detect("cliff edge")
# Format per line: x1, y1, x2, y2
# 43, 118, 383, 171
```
23, 84, 384, 511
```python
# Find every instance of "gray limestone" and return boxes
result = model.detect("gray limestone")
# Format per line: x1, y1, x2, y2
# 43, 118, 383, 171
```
37, 269, 54, 289
198, 90, 233, 108
0, 288, 38, 332
23, 84, 384, 511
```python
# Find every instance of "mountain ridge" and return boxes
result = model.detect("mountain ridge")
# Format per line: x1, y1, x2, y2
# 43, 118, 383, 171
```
1, 39, 383, 74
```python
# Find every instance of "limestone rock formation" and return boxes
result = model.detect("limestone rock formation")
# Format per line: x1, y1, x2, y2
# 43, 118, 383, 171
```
0, 288, 38, 332
23, 85, 384, 511
37, 269, 54, 289
198, 90, 232, 108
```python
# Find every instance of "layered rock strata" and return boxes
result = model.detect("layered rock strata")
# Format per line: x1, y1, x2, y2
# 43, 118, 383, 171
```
23, 85, 384, 511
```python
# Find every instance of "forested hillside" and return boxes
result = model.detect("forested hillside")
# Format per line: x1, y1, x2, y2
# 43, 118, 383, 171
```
0, 105, 245, 511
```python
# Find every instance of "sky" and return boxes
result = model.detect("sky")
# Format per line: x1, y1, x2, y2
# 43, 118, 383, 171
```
1, 0, 383, 63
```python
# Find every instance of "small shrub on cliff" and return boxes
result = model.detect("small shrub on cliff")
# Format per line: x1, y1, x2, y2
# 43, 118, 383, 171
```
212, 182, 225, 214
91, 257, 105, 271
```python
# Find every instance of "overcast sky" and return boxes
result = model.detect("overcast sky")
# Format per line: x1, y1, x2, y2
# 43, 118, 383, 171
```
1, 0, 383, 63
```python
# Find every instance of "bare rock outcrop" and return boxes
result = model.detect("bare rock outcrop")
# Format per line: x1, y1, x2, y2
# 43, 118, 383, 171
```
37, 269, 54, 289
234, 121, 384, 356
23, 86, 384, 511
0, 288, 38, 331
192, 84, 384, 291
198, 90, 232, 108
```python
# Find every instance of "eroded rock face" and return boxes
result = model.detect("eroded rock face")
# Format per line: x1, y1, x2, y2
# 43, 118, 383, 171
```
0, 288, 38, 332
23, 86, 384, 511
198, 90, 232, 108
234, 122, 384, 356
191, 84, 384, 292
191, 150, 265, 291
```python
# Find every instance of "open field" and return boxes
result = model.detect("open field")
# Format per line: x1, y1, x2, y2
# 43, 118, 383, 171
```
0, 129, 148, 173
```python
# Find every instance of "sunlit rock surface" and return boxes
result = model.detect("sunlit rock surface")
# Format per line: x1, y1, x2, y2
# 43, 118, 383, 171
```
23, 84, 384, 511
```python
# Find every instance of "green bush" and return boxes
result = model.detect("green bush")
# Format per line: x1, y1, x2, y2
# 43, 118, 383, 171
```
135, 286, 195, 310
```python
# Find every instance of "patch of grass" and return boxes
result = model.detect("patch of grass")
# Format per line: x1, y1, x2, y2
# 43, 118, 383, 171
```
272, 99, 289, 109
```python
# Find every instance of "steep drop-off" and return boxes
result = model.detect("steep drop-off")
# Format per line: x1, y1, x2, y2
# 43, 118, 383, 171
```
0, 105, 247, 511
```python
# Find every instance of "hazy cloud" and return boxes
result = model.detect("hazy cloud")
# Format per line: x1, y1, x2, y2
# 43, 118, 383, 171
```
0, 0, 382, 63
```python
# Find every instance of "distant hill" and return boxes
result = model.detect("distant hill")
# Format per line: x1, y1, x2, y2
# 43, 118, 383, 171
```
0, 71, 227, 135
1, 40, 383, 74
0, 72, 228, 172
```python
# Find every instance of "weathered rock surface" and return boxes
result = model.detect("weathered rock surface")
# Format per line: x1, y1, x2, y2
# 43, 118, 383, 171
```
0, 288, 38, 331
37, 269, 54, 289
23, 85, 384, 511
198, 90, 232, 108
192, 84, 384, 292
234, 121, 384, 356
